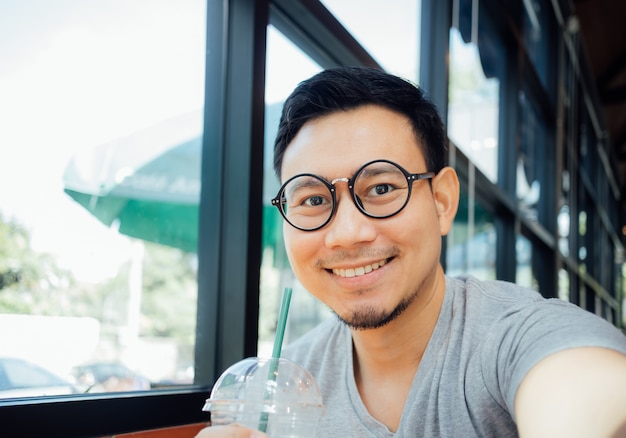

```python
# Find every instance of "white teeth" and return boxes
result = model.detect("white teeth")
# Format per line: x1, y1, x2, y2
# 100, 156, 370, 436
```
332, 259, 387, 278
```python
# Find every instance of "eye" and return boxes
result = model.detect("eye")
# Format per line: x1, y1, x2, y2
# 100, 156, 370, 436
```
282, 176, 333, 212
371, 184, 393, 196
355, 163, 407, 200
303, 195, 329, 207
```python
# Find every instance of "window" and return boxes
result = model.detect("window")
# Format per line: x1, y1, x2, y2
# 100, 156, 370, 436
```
522, 0, 556, 100
320, 0, 421, 81
0, 0, 206, 399
260, 26, 326, 355
517, 89, 547, 224
558, 268, 570, 301
448, 22, 500, 183
446, 182, 496, 280
516, 235, 538, 291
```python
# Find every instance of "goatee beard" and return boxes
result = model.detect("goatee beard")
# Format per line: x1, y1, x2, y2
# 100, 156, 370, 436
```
335, 291, 417, 330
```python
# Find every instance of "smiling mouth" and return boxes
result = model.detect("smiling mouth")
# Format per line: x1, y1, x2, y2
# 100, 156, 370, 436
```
331, 258, 389, 278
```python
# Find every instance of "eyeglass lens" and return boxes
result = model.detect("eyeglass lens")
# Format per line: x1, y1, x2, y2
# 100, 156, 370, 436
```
278, 161, 411, 230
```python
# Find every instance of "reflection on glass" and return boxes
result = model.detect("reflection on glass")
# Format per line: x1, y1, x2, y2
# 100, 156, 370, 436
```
517, 90, 544, 222
558, 268, 569, 302
320, 0, 420, 81
578, 210, 587, 236
522, 0, 553, 93
0, 0, 205, 397
260, 27, 326, 358
622, 264, 626, 327
580, 114, 598, 185
446, 186, 496, 280
578, 209, 588, 267
516, 235, 538, 290
448, 29, 499, 182
557, 204, 570, 257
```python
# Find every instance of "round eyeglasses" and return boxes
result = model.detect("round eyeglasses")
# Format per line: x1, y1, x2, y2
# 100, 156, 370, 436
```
271, 159, 435, 231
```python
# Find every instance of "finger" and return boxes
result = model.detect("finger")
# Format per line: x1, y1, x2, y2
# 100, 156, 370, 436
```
194, 424, 268, 438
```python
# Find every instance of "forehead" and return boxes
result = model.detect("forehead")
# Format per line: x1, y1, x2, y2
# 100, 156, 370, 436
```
280, 105, 426, 181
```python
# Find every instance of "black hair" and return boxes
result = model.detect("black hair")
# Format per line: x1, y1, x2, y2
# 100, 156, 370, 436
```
273, 66, 447, 178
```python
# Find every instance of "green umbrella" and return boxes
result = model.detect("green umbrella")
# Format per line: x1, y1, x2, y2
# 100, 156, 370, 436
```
63, 112, 202, 253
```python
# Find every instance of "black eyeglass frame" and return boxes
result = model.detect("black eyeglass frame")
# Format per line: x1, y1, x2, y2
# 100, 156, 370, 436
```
271, 159, 436, 231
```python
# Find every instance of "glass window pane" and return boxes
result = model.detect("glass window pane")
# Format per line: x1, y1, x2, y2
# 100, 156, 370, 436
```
260, 26, 327, 357
446, 185, 496, 280
448, 28, 500, 183
522, 0, 555, 97
578, 207, 588, 269
516, 235, 538, 290
0, 0, 205, 398
580, 109, 597, 189
517, 90, 545, 223
319, 0, 420, 81
622, 264, 626, 327
557, 203, 570, 257
558, 268, 569, 302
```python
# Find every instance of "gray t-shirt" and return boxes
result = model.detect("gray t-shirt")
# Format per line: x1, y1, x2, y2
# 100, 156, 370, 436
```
282, 275, 626, 437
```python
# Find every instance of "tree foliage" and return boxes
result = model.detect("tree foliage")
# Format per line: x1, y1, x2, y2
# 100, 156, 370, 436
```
0, 211, 198, 370
0, 212, 90, 315
140, 242, 197, 363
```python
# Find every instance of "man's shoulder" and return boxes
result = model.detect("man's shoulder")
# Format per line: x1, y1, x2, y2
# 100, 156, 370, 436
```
447, 274, 612, 321
442, 274, 616, 343
447, 274, 543, 304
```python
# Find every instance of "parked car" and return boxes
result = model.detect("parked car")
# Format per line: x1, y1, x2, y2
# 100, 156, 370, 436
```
0, 357, 77, 399
71, 361, 151, 393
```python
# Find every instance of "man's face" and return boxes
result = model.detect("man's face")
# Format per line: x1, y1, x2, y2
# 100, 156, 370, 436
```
280, 105, 456, 330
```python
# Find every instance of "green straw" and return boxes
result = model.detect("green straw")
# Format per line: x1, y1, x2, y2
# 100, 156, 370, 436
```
258, 287, 292, 433
272, 287, 292, 359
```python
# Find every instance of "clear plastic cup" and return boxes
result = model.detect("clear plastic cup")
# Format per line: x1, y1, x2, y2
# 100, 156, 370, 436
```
203, 357, 324, 438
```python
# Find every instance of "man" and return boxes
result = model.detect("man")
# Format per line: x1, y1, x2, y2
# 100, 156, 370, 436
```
197, 66, 626, 437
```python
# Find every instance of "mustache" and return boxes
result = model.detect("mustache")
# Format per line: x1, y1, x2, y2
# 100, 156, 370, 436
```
315, 246, 399, 268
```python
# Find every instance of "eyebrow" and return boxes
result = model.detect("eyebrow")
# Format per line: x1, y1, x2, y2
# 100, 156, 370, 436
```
357, 164, 398, 179
284, 176, 327, 196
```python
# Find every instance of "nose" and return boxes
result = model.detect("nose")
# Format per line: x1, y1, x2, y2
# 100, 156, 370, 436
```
324, 186, 377, 248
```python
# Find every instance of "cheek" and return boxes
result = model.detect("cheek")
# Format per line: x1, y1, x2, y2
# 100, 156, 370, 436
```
283, 228, 318, 273
284, 232, 328, 296
394, 203, 442, 248
401, 198, 434, 226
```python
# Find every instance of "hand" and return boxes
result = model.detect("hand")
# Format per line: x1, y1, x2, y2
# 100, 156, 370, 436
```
194, 424, 268, 438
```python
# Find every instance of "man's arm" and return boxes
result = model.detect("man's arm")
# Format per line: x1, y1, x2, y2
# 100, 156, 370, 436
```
515, 347, 626, 437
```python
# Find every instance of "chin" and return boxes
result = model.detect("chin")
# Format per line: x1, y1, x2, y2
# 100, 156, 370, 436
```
335, 302, 404, 331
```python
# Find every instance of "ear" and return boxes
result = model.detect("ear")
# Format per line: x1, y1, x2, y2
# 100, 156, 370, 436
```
431, 166, 460, 236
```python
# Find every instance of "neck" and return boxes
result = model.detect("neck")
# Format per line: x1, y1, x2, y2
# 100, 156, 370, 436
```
349, 267, 447, 432
351, 266, 446, 373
